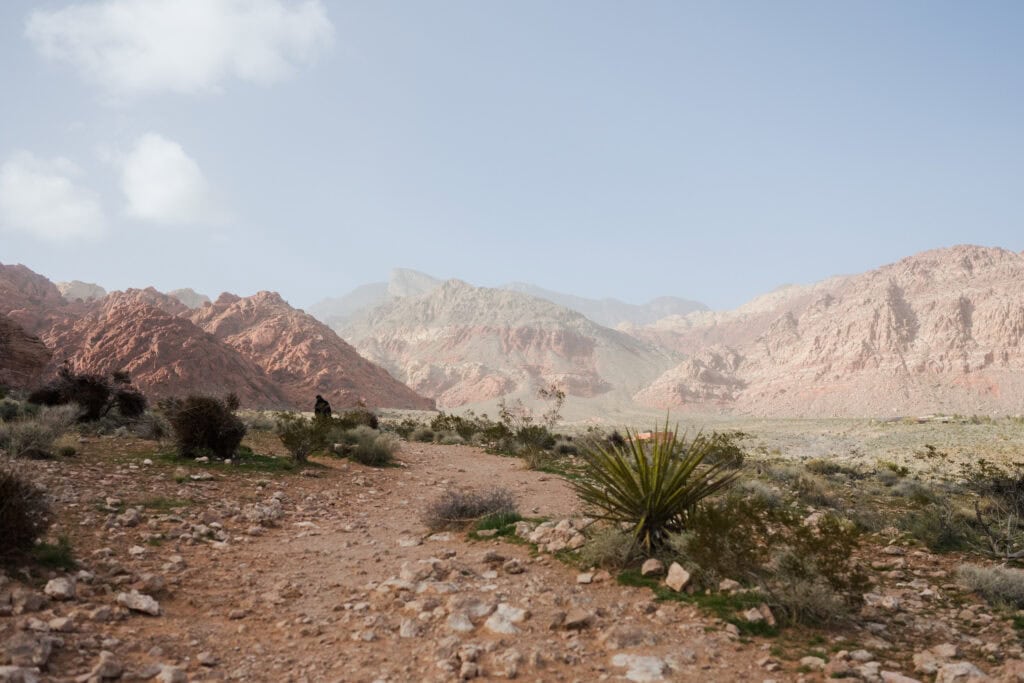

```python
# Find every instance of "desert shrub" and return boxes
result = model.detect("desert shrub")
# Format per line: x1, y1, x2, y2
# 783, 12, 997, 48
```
29, 365, 147, 422
571, 421, 739, 552
239, 411, 276, 432
900, 501, 975, 552
275, 412, 330, 462
334, 404, 380, 431
0, 405, 78, 459
552, 438, 578, 456
346, 428, 399, 467
669, 495, 773, 588
890, 478, 938, 504
438, 432, 465, 446
0, 399, 22, 422
958, 563, 1024, 608
805, 459, 842, 476
164, 395, 247, 459
423, 487, 518, 532
765, 575, 847, 626
410, 427, 435, 443
789, 472, 837, 508
131, 412, 170, 441
667, 498, 868, 625
430, 411, 491, 441
390, 418, 424, 439
960, 460, 1024, 515
701, 431, 747, 468
734, 478, 784, 509
0, 465, 51, 557
579, 526, 640, 569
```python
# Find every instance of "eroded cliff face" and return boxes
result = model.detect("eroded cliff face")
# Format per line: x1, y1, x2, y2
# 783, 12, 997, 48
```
342, 280, 677, 410
1, 263, 432, 410
632, 246, 1024, 417
190, 291, 434, 410
42, 292, 288, 407
0, 314, 51, 389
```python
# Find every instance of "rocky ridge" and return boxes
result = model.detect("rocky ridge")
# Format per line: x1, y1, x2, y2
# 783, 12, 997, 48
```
0, 314, 51, 390
341, 279, 677, 411
631, 246, 1024, 417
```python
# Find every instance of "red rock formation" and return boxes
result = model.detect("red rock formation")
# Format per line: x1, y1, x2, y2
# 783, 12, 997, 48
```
0, 314, 52, 389
0, 262, 78, 335
633, 245, 1024, 417
41, 293, 288, 407
189, 291, 434, 410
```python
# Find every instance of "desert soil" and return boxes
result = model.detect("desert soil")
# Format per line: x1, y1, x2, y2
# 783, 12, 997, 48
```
3, 433, 1024, 682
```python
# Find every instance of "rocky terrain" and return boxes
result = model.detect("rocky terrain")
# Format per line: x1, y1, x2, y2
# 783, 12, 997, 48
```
0, 314, 51, 390
4, 432, 1024, 683
630, 246, 1024, 417
55, 282, 107, 304
0, 263, 431, 411
341, 280, 677, 412
189, 292, 434, 411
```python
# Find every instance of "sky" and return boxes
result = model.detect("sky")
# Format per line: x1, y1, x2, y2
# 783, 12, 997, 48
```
1, 1, 1022, 312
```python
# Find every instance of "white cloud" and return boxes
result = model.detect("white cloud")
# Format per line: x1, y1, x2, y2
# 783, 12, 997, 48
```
118, 133, 221, 224
26, 0, 334, 95
0, 152, 108, 242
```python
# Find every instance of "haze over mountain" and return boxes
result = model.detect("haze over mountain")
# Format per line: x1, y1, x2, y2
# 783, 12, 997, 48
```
630, 245, 1024, 417
341, 279, 679, 414
312, 270, 708, 330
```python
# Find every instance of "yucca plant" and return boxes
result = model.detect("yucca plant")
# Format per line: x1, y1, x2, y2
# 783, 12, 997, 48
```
571, 421, 740, 553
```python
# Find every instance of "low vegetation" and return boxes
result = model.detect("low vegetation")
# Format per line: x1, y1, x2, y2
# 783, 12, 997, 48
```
423, 487, 518, 532
0, 464, 51, 559
162, 394, 247, 459
29, 365, 147, 422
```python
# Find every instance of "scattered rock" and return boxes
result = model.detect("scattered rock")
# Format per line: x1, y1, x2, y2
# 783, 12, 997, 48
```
484, 603, 529, 634
43, 578, 75, 601
116, 590, 161, 616
610, 653, 669, 682
665, 563, 691, 592
640, 559, 665, 577
935, 662, 987, 683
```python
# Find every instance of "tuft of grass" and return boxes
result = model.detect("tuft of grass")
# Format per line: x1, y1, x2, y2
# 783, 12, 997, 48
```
32, 535, 76, 570
424, 487, 518, 532
958, 563, 1024, 608
135, 496, 193, 511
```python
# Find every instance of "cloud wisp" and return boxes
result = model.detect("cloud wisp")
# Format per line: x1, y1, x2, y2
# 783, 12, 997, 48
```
0, 152, 108, 242
117, 133, 222, 225
26, 0, 335, 96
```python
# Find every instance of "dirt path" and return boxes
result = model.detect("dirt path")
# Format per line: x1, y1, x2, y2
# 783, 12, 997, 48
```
4, 437, 1018, 682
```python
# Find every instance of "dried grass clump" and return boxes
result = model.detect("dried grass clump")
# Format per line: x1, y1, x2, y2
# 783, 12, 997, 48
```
0, 405, 78, 459
423, 488, 518, 532
958, 564, 1024, 608
578, 526, 639, 569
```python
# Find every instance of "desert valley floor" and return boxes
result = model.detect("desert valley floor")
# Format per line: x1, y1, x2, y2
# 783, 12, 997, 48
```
5, 417, 1024, 682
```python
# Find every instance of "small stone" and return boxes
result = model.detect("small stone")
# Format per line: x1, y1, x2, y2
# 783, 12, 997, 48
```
116, 590, 161, 615
446, 611, 475, 633
47, 617, 75, 633
484, 603, 529, 635
0, 666, 41, 683
399, 619, 423, 638
610, 653, 668, 682
880, 672, 922, 683
576, 572, 594, 584
562, 608, 595, 630
718, 578, 741, 593
156, 665, 188, 683
800, 656, 826, 671
90, 651, 123, 679
664, 563, 690, 592
934, 662, 986, 683
640, 558, 665, 577
197, 651, 218, 667
43, 578, 75, 601
743, 608, 765, 624
502, 559, 525, 575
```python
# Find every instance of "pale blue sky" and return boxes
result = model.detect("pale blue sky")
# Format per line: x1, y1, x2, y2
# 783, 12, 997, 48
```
1, 1, 1022, 311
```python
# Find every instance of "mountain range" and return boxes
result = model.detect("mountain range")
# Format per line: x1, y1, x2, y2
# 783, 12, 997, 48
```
3, 244, 1023, 418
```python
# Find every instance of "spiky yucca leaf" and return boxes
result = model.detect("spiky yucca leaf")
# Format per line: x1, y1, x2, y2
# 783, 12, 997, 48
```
571, 422, 739, 552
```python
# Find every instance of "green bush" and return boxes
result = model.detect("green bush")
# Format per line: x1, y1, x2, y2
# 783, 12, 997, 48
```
0, 465, 51, 557
900, 501, 975, 552
275, 412, 330, 462
571, 421, 739, 553
423, 487, 518, 532
334, 404, 380, 430
345, 427, 399, 467
409, 426, 435, 443
164, 395, 246, 459
438, 432, 465, 445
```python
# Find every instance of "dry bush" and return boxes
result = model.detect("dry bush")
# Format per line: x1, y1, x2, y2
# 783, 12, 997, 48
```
0, 464, 51, 557
0, 405, 78, 459
958, 563, 1024, 608
347, 428, 399, 467
579, 526, 640, 569
423, 488, 518, 532
164, 395, 246, 459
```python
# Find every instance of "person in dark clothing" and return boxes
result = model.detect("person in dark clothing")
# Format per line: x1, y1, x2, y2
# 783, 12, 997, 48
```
314, 394, 332, 418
